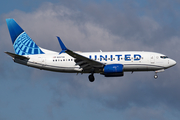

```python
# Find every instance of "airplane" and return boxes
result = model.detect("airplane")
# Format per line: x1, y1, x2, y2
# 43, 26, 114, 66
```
5, 18, 176, 82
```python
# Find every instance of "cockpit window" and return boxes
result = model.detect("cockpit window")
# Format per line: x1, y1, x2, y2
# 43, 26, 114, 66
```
160, 56, 168, 59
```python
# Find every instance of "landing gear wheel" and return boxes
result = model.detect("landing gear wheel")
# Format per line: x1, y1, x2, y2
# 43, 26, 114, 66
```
88, 74, 95, 82
154, 75, 158, 79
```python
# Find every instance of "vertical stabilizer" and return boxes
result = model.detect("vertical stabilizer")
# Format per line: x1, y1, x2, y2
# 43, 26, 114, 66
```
6, 19, 44, 55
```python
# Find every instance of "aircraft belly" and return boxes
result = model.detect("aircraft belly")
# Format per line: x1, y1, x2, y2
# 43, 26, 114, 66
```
123, 64, 163, 71
42, 65, 81, 73
25, 61, 82, 73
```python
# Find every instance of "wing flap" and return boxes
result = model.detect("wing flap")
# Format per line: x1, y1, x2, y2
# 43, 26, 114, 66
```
75, 61, 86, 65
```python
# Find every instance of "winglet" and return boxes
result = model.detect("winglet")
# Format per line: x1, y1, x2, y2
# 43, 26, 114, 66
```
57, 36, 68, 54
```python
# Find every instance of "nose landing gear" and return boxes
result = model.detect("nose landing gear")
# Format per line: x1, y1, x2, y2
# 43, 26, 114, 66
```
88, 74, 95, 82
154, 69, 164, 79
154, 74, 158, 79
154, 72, 158, 79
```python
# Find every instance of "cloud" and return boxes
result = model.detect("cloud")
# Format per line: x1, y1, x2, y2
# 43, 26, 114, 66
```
1, 1, 180, 120
122, 106, 176, 120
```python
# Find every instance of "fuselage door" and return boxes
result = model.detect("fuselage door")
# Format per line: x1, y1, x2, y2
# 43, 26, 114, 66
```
150, 54, 155, 64
41, 58, 46, 66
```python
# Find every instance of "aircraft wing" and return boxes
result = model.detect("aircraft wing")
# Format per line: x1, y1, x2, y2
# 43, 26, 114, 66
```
57, 37, 104, 70
66, 49, 104, 69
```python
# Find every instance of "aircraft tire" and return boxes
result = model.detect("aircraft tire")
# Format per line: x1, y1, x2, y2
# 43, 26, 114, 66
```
154, 75, 158, 79
89, 74, 95, 82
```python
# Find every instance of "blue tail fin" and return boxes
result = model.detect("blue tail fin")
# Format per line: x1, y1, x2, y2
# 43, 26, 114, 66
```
6, 19, 44, 55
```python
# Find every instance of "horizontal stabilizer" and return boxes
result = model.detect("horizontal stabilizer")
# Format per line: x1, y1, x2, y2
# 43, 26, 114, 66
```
5, 52, 29, 60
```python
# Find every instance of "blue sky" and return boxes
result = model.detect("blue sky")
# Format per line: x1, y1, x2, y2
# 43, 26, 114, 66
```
1, 0, 180, 120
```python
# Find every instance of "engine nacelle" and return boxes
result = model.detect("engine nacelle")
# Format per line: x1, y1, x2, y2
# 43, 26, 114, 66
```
103, 64, 124, 77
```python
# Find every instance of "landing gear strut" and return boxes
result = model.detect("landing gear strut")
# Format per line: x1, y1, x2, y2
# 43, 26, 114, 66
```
154, 69, 164, 79
88, 74, 95, 82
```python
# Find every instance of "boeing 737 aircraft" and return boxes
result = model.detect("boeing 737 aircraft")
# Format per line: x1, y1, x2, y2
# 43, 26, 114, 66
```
5, 19, 176, 82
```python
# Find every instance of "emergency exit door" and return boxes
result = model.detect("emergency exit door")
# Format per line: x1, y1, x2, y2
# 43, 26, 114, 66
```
150, 54, 155, 64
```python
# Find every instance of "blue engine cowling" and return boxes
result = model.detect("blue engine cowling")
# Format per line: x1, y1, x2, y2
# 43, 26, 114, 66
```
103, 64, 124, 77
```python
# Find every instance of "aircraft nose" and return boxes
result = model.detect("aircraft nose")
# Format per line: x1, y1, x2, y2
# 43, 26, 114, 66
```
170, 59, 176, 67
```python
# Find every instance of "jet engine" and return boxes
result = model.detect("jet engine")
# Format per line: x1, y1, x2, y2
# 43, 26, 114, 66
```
103, 64, 124, 77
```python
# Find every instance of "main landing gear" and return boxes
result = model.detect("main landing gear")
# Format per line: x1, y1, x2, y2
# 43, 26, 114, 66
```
89, 68, 95, 82
88, 74, 95, 82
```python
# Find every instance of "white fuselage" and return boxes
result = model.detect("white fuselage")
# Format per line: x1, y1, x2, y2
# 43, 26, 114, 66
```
15, 51, 176, 74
